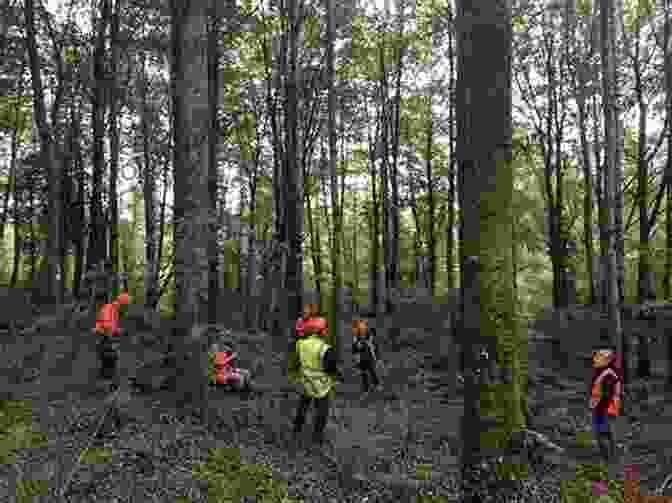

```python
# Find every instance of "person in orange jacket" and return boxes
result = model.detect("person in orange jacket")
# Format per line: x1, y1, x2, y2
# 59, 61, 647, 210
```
591, 347, 622, 463
95, 292, 130, 381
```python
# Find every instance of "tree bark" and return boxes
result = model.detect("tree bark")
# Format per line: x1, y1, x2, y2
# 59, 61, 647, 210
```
326, 0, 341, 358
600, 0, 624, 394
23, 0, 63, 304
88, 0, 111, 274
108, 0, 122, 298
457, 0, 522, 497
207, 0, 220, 325
283, 0, 303, 339
170, 0, 211, 416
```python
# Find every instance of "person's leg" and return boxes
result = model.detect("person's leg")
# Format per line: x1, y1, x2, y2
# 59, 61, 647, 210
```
292, 395, 311, 435
369, 362, 380, 388
593, 415, 613, 462
363, 367, 371, 392
312, 396, 331, 445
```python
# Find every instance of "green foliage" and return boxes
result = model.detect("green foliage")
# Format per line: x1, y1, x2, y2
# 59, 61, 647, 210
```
0, 400, 48, 466
62, 46, 81, 66
16, 478, 49, 503
81, 446, 113, 465
576, 0, 592, 17
559, 464, 624, 503
0, 96, 32, 142
192, 447, 303, 503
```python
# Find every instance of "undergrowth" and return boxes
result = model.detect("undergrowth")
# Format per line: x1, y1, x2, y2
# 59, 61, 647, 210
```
560, 463, 624, 503
191, 446, 303, 503
0, 399, 50, 502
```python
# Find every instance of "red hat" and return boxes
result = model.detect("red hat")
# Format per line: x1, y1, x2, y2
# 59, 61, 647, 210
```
116, 292, 130, 305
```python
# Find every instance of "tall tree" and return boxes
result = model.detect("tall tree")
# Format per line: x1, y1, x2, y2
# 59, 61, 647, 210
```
108, 0, 122, 298
207, 0, 220, 325
23, 0, 64, 304
600, 0, 624, 391
326, 0, 341, 359
88, 0, 111, 277
170, 0, 211, 416
457, 0, 523, 498
283, 0, 304, 339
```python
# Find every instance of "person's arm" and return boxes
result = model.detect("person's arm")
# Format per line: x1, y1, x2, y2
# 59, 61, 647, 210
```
322, 347, 339, 375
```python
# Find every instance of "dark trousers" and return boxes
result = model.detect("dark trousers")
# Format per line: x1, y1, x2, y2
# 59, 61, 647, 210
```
359, 362, 379, 392
292, 394, 330, 444
97, 337, 119, 380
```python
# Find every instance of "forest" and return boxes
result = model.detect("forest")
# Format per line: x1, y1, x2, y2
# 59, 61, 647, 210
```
0, 0, 672, 501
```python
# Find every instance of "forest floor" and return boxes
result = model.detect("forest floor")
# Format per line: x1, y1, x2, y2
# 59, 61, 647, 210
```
0, 306, 671, 502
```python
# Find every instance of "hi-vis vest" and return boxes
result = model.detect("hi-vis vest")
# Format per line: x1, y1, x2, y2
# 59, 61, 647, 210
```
96, 303, 121, 337
296, 335, 334, 399
592, 367, 622, 416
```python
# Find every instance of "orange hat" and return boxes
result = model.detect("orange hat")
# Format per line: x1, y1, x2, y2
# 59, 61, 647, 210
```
116, 292, 130, 305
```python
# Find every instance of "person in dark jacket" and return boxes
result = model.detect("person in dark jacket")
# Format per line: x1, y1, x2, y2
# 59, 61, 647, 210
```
590, 347, 623, 463
352, 318, 381, 393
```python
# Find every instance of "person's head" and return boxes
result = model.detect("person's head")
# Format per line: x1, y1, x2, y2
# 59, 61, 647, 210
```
352, 318, 369, 338
116, 292, 130, 305
592, 349, 614, 369
303, 302, 319, 320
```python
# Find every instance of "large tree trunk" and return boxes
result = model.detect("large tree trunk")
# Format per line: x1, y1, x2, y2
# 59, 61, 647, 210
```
600, 0, 624, 394
23, 0, 63, 304
326, 0, 341, 358
368, 101, 381, 314
139, 52, 159, 309
575, 50, 596, 304
207, 0, 220, 325
170, 0, 211, 417
388, 0, 404, 312
108, 0, 122, 298
636, 56, 655, 303
447, 2, 457, 291
88, 0, 110, 275
457, 0, 522, 497
283, 0, 303, 339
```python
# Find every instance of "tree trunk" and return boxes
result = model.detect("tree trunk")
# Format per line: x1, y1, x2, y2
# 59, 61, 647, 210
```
600, 0, 624, 394
0, 123, 17, 246
426, 102, 436, 298
139, 52, 159, 309
664, 1, 672, 302
23, 0, 63, 304
88, 0, 110, 274
447, 2, 457, 291
575, 53, 596, 304
326, 0, 341, 357
457, 0, 522, 496
207, 0, 220, 325
108, 0, 122, 298
283, 0, 303, 339
614, 0, 626, 305
389, 0, 404, 312
170, 0, 211, 417
368, 101, 381, 315
305, 179, 322, 297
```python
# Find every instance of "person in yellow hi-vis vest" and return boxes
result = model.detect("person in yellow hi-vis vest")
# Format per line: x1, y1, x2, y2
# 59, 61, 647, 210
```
291, 307, 341, 446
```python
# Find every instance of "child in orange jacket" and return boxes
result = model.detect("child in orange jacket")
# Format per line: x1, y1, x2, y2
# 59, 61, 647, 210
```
591, 347, 622, 463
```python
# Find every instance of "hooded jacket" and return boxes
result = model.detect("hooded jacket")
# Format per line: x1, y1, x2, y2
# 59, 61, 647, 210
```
591, 353, 623, 417
95, 294, 130, 337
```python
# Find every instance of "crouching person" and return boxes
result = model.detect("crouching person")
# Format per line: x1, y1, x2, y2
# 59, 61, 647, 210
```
292, 314, 339, 447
